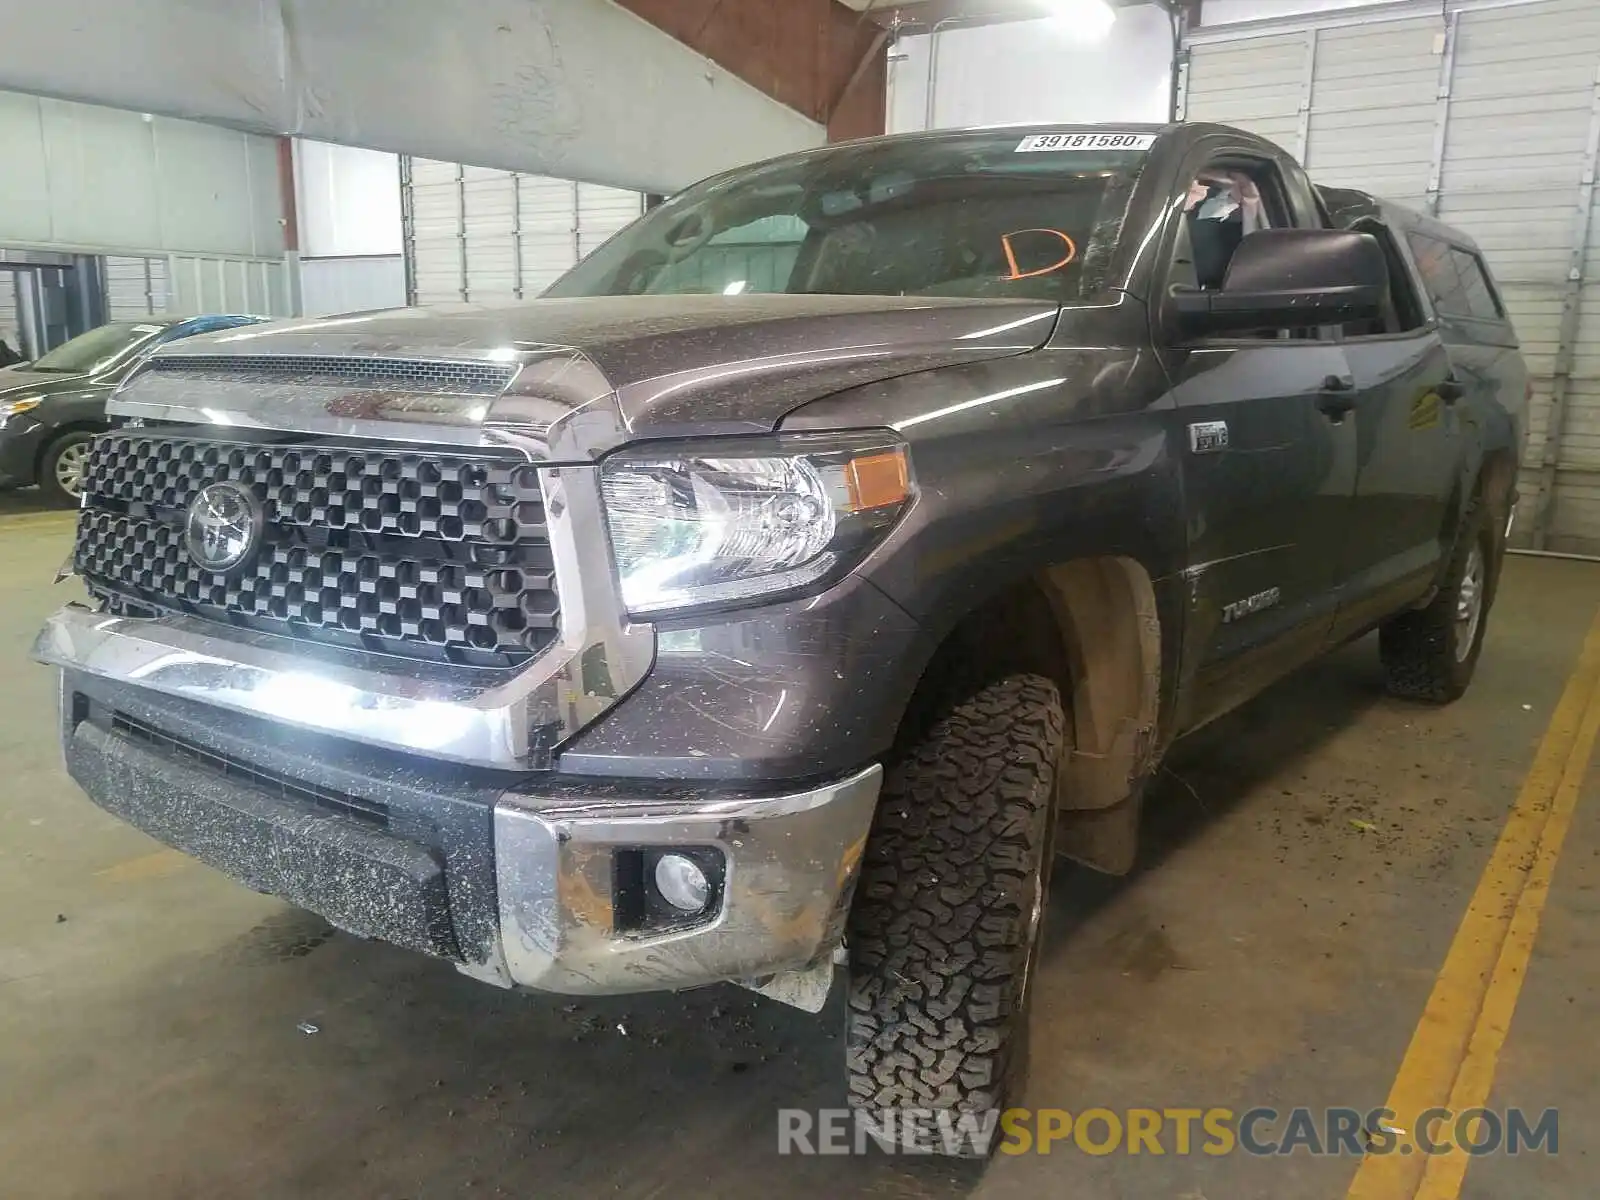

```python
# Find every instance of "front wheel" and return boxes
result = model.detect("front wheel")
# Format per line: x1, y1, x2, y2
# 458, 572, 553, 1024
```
845, 674, 1064, 1157
38, 430, 94, 507
1380, 496, 1495, 703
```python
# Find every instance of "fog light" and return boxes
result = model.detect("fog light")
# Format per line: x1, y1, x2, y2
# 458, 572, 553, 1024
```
654, 852, 711, 913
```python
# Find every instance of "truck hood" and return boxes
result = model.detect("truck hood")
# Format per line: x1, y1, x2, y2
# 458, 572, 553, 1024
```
121, 294, 1060, 450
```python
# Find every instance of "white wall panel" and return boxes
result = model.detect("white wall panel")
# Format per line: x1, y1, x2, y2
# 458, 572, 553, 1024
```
299, 255, 406, 316
0, 92, 52, 246
295, 141, 403, 257
0, 90, 283, 259
889, 8, 1175, 133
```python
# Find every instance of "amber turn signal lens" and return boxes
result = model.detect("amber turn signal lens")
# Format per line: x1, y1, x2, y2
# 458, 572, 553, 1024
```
843, 449, 910, 512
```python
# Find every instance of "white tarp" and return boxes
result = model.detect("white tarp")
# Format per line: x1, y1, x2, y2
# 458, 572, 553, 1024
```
0, 0, 824, 195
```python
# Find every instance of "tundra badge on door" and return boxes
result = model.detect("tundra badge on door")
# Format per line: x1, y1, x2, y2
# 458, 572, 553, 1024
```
1222, 587, 1281, 623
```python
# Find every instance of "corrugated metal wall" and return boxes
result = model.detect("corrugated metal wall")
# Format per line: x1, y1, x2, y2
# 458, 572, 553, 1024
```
1184, 0, 1600, 555
402, 157, 645, 305
0, 272, 16, 348
103, 252, 286, 319
165, 254, 289, 317
103, 256, 169, 319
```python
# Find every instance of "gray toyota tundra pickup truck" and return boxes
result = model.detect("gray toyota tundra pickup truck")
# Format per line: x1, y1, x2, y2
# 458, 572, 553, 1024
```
33, 122, 1526, 1154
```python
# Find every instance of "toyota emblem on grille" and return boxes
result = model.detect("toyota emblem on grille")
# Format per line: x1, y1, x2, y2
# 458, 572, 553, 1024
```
184, 482, 262, 574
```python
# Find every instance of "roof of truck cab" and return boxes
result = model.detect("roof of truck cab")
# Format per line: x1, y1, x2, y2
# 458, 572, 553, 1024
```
1316, 184, 1485, 254
828, 121, 1177, 148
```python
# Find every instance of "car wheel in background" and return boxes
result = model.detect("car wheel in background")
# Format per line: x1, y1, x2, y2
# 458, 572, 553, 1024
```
38, 431, 94, 508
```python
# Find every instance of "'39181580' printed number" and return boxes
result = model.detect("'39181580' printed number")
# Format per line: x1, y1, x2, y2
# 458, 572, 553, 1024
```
1015, 132, 1157, 153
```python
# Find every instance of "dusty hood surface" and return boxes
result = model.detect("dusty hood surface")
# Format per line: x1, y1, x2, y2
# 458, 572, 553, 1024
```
114, 294, 1060, 453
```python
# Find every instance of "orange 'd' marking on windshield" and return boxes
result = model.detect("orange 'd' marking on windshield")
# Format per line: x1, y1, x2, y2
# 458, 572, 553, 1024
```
1001, 229, 1079, 280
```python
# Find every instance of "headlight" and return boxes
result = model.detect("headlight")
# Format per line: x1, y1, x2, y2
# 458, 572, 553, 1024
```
600, 433, 912, 616
0, 396, 43, 419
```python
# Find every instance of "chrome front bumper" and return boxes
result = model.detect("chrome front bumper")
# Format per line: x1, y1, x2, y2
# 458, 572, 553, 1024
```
483, 767, 881, 994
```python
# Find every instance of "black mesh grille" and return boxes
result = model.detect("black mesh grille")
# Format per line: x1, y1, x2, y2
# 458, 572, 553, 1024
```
143, 355, 517, 395
75, 435, 560, 667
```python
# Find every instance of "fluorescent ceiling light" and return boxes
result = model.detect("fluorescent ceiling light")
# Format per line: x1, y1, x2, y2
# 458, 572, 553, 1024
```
1040, 0, 1118, 41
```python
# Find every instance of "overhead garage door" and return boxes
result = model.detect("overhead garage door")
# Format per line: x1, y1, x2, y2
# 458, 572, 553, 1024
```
1183, 0, 1600, 555
402, 157, 645, 306
104, 256, 170, 319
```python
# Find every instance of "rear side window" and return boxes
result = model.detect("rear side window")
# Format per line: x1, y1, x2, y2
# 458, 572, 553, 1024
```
1450, 247, 1504, 321
1407, 232, 1502, 322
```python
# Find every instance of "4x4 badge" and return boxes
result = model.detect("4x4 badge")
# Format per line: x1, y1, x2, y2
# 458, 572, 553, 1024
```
1189, 421, 1229, 453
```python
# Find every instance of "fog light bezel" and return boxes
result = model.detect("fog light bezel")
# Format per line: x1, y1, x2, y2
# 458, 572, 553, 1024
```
613, 845, 726, 935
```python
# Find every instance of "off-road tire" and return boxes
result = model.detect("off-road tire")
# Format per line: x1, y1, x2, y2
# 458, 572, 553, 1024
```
1380, 495, 1495, 703
38, 430, 94, 508
845, 674, 1065, 1157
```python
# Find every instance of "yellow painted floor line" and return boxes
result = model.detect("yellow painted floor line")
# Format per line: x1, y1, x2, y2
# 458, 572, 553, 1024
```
1415, 652, 1600, 1197
0, 513, 77, 528
1347, 603, 1600, 1200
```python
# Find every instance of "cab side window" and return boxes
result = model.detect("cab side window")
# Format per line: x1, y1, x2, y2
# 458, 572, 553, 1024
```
1168, 155, 1305, 339
1183, 172, 1270, 290
1175, 167, 1278, 292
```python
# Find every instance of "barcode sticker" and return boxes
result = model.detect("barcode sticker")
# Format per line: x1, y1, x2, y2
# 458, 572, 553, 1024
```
1016, 132, 1157, 153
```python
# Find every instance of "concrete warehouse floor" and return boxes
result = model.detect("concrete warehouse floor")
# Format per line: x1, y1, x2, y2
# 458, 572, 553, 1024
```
1, 491, 1597, 1200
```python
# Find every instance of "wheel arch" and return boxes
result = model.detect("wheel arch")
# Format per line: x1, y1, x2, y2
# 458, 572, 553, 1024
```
894, 556, 1164, 873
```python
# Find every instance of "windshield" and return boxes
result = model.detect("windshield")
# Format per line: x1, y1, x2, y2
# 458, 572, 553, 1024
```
29, 322, 167, 374
547, 130, 1150, 303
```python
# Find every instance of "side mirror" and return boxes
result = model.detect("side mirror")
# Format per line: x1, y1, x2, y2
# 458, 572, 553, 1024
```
1173, 227, 1387, 337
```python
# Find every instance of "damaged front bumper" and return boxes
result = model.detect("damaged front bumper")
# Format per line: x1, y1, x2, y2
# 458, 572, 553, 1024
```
486, 768, 879, 994
53, 669, 880, 1001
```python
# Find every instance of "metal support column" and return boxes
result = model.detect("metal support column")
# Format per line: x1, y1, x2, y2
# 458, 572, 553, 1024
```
14, 270, 45, 361
1295, 28, 1319, 162
398, 155, 417, 307
455, 164, 470, 303
1424, 10, 1460, 216
511, 173, 525, 300
1530, 59, 1600, 549
571, 181, 583, 264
